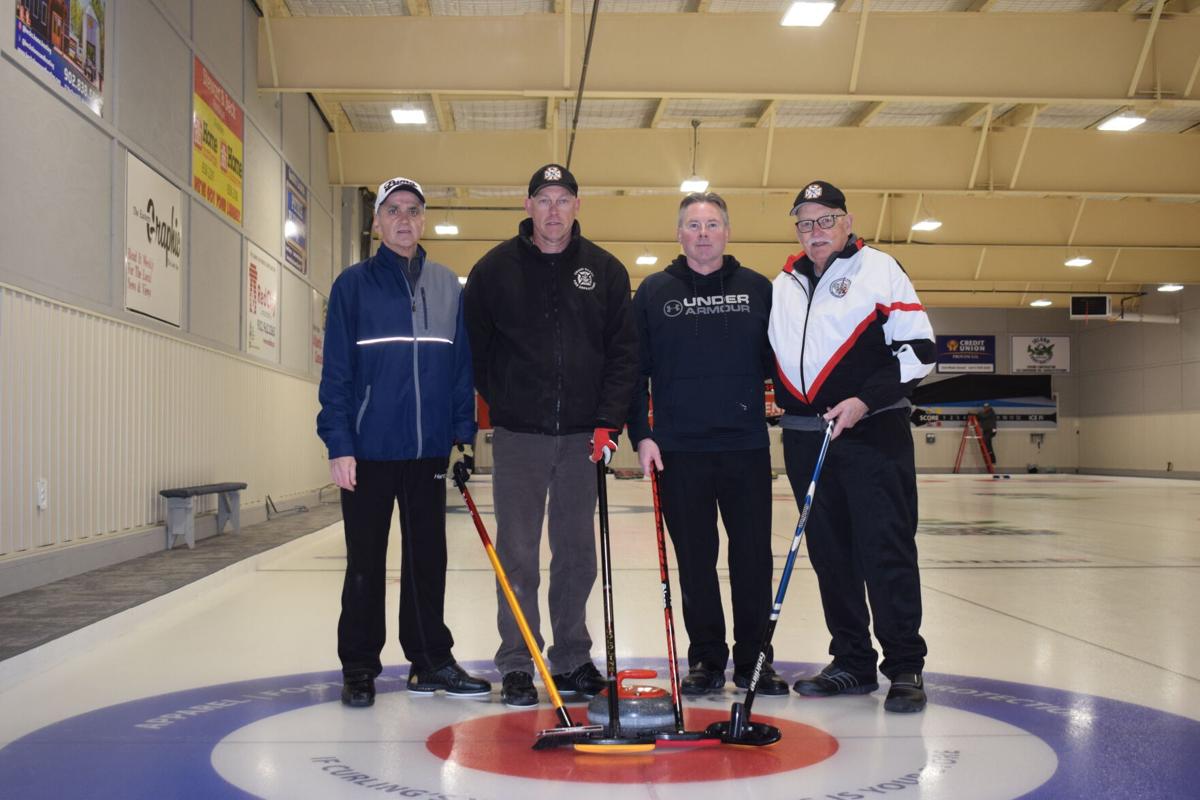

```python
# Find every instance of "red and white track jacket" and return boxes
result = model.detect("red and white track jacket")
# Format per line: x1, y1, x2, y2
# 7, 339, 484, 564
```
768, 238, 935, 416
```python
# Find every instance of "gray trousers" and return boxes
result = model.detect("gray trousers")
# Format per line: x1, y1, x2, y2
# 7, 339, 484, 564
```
492, 426, 598, 676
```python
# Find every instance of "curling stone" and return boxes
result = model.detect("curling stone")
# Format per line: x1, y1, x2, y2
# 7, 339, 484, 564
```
587, 670, 676, 734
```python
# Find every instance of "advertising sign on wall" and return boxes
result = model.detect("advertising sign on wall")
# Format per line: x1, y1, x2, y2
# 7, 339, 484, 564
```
192, 57, 243, 224
1012, 335, 1070, 374
311, 289, 326, 372
124, 153, 182, 327
15, 0, 106, 115
246, 243, 280, 363
936, 335, 995, 373
285, 165, 308, 275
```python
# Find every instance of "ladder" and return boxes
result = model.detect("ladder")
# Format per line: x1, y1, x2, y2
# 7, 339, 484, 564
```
953, 414, 995, 475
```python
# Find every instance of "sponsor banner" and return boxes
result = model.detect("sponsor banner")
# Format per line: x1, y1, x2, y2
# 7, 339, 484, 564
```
310, 289, 326, 372
246, 243, 280, 363
937, 334, 995, 374
192, 58, 243, 224
15, 0, 106, 115
910, 400, 1057, 430
1012, 335, 1070, 374
285, 165, 308, 275
124, 153, 183, 327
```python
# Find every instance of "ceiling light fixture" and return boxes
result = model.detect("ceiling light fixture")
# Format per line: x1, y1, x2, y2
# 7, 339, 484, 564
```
1064, 256, 1092, 268
391, 108, 427, 125
636, 254, 658, 266
781, 1, 835, 27
1030, 299, 1053, 308
1097, 113, 1145, 132
434, 223, 459, 236
1157, 283, 1184, 293
911, 218, 942, 232
680, 119, 709, 193
457, 276, 467, 286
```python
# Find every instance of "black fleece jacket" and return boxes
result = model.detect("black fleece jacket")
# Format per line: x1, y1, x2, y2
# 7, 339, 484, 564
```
627, 255, 773, 452
463, 219, 638, 436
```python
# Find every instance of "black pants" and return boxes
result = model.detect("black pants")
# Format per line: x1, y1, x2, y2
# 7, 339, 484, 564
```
658, 448, 773, 672
338, 458, 454, 679
782, 411, 926, 679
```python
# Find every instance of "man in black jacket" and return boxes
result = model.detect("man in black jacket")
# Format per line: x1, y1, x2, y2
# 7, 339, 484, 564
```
463, 164, 638, 707
627, 192, 787, 696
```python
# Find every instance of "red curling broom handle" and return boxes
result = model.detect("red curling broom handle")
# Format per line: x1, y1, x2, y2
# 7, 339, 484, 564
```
650, 469, 686, 732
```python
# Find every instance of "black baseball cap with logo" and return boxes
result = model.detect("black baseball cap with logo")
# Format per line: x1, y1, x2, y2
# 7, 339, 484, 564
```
528, 163, 579, 197
789, 180, 847, 215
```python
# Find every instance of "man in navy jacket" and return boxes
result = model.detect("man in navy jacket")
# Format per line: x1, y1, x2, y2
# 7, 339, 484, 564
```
317, 177, 489, 707
627, 192, 787, 696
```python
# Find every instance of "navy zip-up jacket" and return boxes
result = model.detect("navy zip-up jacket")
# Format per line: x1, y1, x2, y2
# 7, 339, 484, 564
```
627, 254, 773, 452
317, 243, 476, 461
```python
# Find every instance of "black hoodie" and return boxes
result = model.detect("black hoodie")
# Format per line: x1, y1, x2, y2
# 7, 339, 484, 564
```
627, 254, 773, 452
464, 218, 638, 436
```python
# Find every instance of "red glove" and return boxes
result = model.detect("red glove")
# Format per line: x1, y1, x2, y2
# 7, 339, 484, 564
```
590, 427, 619, 465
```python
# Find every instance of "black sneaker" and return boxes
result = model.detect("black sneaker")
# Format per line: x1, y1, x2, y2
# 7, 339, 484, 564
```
680, 664, 726, 696
406, 662, 491, 697
501, 671, 538, 707
341, 674, 375, 708
884, 673, 926, 713
733, 662, 789, 696
551, 662, 606, 698
792, 663, 879, 697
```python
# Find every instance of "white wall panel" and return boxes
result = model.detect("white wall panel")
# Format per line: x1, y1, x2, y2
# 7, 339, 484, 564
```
282, 94, 310, 186
116, 0, 191, 183
310, 104, 332, 214
280, 269, 310, 374
310, 205, 333, 296
0, 287, 327, 563
188, 201, 241, 349
244, 121, 284, 261
194, 0, 245, 100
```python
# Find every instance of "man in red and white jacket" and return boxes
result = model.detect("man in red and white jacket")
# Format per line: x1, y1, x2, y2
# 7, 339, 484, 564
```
768, 180, 935, 713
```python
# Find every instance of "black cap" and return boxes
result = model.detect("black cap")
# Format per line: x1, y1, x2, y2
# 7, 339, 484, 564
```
789, 180, 847, 215
528, 163, 578, 197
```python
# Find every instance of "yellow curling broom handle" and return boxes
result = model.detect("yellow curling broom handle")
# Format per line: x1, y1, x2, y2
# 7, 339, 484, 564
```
483, 539, 568, 710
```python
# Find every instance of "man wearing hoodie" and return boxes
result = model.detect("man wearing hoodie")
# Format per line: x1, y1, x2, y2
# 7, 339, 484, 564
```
317, 177, 490, 708
627, 192, 787, 696
463, 164, 638, 707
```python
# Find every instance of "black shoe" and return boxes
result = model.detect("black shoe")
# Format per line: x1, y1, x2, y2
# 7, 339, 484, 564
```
406, 662, 491, 697
792, 663, 879, 697
733, 662, 789, 696
551, 662, 606, 698
884, 673, 927, 713
500, 671, 538, 707
680, 664, 726, 696
341, 675, 375, 708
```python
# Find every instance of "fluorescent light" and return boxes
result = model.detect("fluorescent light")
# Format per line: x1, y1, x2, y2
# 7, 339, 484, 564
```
284, 219, 300, 238
1064, 256, 1092, 268
636, 254, 658, 266
680, 176, 709, 193
781, 1, 835, 27
391, 108, 427, 125
1157, 283, 1184, 293
1097, 114, 1145, 132
434, 223, 459, 236
1030, 299, 1053, 308
457, 276, 467, 286
911, 218, 942, 232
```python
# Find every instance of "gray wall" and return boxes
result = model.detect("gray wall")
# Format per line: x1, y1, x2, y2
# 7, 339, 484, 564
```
0, 0, 337, 379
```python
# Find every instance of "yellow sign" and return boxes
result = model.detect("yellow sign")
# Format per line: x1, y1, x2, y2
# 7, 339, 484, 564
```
191, 57, 243, 224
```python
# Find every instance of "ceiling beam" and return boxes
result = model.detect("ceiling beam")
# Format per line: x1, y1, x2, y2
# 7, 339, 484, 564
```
1128, 1, 1167, 96
850, 101, 885, 127
330, 126, 1200, 199
258, 13, 1200, 101
405, 0, 431, 15
848, 0, 871, 94
951, 103, 992, 127
966, 0, 999, 10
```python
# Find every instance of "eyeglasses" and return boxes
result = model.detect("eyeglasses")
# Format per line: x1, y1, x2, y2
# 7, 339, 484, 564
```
794, 213, 846, 233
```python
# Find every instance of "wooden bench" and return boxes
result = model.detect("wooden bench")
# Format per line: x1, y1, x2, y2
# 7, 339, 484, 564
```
159, 482, 247, 550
